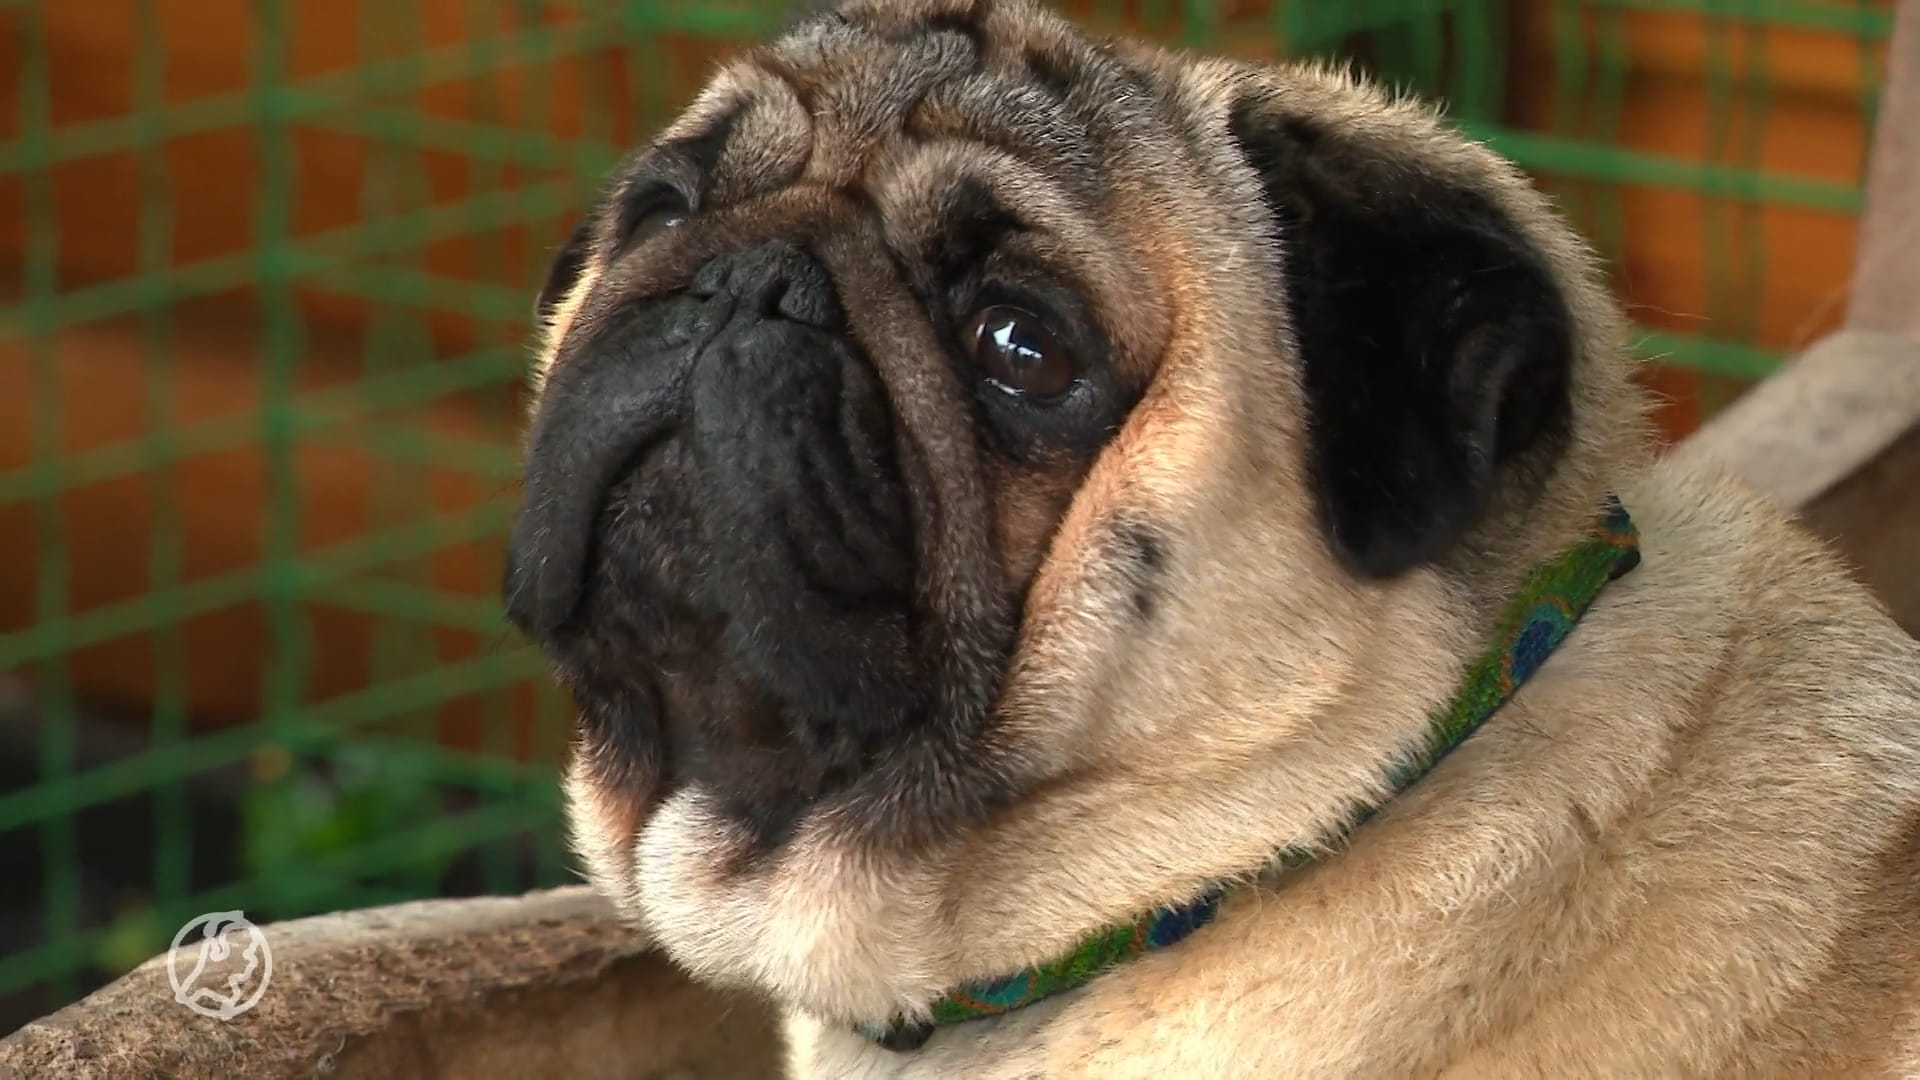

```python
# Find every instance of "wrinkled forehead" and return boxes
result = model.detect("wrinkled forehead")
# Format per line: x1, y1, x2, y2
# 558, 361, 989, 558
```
602, 0, 1175, 246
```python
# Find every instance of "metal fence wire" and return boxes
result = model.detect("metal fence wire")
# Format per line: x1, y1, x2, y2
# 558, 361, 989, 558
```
0, 0, 1895, 1029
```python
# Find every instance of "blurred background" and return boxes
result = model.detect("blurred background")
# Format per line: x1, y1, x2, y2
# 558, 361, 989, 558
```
0, 0, 1897, 1033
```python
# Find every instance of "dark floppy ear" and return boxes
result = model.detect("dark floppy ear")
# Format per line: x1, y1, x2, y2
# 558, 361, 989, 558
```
534, 216, 596, 325
1227, 96, 1576, 578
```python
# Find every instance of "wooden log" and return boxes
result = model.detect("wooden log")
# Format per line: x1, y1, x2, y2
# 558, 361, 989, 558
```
1848, 0, 1920, 340
0, 887, 782, 1079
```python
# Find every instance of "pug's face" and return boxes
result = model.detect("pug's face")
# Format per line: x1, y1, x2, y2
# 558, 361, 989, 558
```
505, 0, 1635, 1021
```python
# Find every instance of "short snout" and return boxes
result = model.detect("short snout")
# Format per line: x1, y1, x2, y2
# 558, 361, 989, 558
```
504, 240, 912, 640
503, 240, 926, 820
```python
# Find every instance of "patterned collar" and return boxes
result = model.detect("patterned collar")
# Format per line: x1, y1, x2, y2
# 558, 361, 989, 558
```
863, 497, 1642, 1052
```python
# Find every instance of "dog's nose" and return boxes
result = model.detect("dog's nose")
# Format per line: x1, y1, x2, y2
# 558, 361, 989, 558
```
689, 239, 844, 331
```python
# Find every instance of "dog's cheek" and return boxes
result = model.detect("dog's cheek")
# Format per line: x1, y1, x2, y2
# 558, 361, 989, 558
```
989, 458, 1088, 593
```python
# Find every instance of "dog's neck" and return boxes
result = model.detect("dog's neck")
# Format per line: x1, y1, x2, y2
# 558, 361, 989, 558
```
861, 497, 1644, 1052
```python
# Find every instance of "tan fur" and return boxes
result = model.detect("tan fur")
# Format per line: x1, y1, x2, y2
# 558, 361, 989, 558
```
532, 2, 1920, 1074
785, 459, 1920, 1077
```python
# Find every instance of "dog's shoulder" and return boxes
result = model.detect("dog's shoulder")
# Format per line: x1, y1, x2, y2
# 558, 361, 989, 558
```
981, 457, 1920, 1077
1614, 455, 1920, 1077
1621, 453, 1920, 748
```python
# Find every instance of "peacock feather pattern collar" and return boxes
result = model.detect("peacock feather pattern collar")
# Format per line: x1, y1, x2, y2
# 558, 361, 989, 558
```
862, 496, 1642, 1052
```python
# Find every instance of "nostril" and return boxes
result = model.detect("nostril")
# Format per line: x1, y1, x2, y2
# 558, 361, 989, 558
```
689, 249, 743, 300
776, 259, 842, 330
750, 275, 793, 320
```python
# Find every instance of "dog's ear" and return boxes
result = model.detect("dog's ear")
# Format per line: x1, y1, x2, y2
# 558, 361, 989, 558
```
535, 216, 597, 326
1227, 92, 1575, 578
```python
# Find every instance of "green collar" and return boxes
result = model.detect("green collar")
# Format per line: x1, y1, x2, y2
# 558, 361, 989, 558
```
864, 497, 1641, 1052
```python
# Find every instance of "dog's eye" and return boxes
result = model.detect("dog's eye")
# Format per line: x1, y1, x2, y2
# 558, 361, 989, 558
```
622, 206, 686, 249
614, 190, 689, 253
966, 306, 1076, 399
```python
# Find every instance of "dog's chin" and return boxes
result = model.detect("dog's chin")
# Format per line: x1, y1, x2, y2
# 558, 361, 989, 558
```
568, 761, 970, 1023
557, 651, 999, 1023
549, 564, 1021, 883
559, 663, 880, 859
551, 606, 895, 856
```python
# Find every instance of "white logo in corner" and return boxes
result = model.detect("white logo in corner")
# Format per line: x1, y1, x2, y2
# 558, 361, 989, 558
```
167, 910, 273, 1020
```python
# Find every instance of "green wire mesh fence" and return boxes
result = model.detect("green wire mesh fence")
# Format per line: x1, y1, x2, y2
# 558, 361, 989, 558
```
0, 0, 1893, 1029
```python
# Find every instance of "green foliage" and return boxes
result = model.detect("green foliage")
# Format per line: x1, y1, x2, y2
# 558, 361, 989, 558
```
239, 746, 460, 895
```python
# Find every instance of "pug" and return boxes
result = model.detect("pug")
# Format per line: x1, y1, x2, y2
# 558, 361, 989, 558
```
502, 0, 1920, 1074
